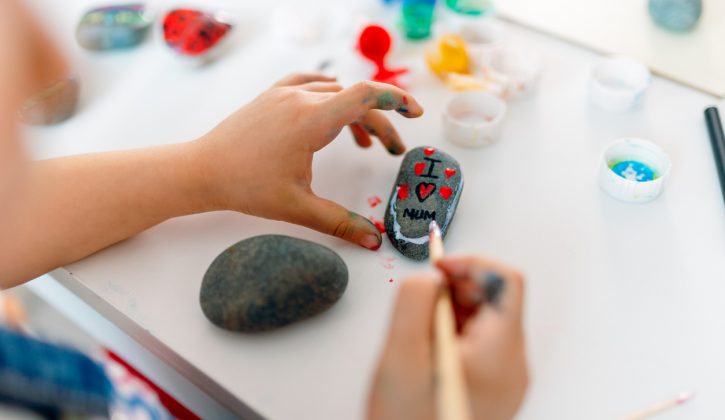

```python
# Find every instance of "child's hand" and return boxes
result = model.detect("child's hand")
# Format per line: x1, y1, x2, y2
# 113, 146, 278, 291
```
368, 256, 528, 420
195, 73, 423, 250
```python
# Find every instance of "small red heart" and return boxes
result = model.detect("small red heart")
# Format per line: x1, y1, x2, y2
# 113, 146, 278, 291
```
424, 147, 435, 156
445, 168, 456, 178
414, 162, 425, 176
439, 186, 453, 199
416, 183, 436, 201
397, 184, 409, 200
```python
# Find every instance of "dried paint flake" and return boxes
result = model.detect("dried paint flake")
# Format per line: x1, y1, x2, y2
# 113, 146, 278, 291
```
367, 195, 382, 207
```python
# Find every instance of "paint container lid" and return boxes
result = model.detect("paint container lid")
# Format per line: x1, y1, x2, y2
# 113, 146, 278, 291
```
598, 138, 671, 203
590, 57, 651, 112
488, 46, 541, 99
443, 92, 506, 148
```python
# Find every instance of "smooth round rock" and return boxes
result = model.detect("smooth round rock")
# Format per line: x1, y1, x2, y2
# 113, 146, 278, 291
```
76, 4, 152, 51
200, 235, 348, 332
649, 0, 702, 32
19, 78, 79, 125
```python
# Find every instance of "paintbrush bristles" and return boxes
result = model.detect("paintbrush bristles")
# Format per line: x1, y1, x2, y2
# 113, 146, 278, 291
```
429, 221, 444, 263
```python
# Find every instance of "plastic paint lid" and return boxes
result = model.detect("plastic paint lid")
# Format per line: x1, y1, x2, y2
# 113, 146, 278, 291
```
590, 57, 651, 112
488, 47, 541, 99
598, 138, 671, 203
443, 92, 506, 148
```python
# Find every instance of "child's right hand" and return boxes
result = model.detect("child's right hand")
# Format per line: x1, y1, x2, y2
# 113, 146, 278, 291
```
193, 73, 424, 250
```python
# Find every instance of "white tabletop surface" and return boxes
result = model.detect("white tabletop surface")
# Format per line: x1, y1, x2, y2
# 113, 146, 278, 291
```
22, 0, 725, 419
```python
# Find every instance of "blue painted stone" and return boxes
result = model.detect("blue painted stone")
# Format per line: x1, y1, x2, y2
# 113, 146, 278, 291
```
76, 4, 152, 50
648, 0, 702, 32
610, 160, 656, 182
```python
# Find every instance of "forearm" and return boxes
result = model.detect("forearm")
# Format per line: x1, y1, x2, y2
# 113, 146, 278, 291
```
0, 140, 214, 287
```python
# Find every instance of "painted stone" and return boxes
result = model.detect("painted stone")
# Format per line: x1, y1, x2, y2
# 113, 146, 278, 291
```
19, 78, 79, 126
162, 9, 232, 56
200, 235, 348, 332
384, 146, 464, 260
76, 4, 152, 51
648, 0, 702, 32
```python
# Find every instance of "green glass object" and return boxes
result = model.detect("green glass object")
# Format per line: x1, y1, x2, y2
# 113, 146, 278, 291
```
401, 0, 436, 40
445, 0, 493, 16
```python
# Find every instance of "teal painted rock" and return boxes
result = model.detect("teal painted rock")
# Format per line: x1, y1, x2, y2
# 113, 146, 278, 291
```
200, 235, 348, 332
20, 78, 79, 125
649, 0, 702, 32
384, 146, 464, 260
76, 4, 152, 50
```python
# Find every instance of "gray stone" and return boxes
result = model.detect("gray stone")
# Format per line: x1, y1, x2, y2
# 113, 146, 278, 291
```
19, 78, 79, 126
200, 235, 348, 332
384, 146, 464, 260
76, 4, 152, 51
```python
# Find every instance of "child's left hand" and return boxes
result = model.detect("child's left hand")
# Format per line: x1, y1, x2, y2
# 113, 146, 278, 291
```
194, 73, 424, 250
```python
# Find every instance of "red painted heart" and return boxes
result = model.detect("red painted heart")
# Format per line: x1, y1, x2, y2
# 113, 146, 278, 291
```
163, 9, 232, 56
397, 184, 409, 200
445, 168, 456, 178
439, 186, 453, 199
416, 182, 436, 202
414, 162, 425, 176
424, 147, 435, 156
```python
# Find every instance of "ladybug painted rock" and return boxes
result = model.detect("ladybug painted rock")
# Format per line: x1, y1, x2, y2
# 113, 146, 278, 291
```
162, 9, 232, 56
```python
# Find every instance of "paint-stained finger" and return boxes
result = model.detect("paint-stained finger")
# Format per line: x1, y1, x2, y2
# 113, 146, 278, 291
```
436, 255, 525, 322
299, 81, 344, 93
349, 123, 373, 148
272, 73, 337, 87
290, 192, 382, 250
329, 80, 424, 125
383, 271, 442, 357
357, 110, 406, 155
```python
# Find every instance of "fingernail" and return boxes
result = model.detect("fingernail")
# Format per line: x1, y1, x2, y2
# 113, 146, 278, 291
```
361, 233, 382, 250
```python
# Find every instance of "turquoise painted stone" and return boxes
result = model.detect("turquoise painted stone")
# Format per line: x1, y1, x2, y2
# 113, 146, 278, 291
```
648, 0, 702, 32
76, 4, 152, 50
20, 78, 79, 126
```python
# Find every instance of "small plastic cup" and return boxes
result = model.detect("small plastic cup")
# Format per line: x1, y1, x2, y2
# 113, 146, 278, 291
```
589, 57, 651, 112
443, 92, 506, 148
598, 138, 671, 203
489, 47, 541, 99
401, 0, 436, 40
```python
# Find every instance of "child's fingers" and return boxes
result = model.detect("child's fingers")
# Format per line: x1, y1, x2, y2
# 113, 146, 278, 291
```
289, 192, 382, 250
328, 81, 424, 125
272, 73, 337, 87
349, 123, 373, 148
356, 110, 406, 155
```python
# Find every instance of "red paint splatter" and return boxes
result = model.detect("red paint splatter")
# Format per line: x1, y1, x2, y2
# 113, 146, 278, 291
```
367, 195, 382, 208
440, 186, 452, 199
369, 216, 386, 234
414, 162, 425, 176
388, 278, 394, 283
424, 147, 435, 156
379, 254, 396, 269
445, 168, 456, 178
418, 183, 435, 200
397, 184, 409, 200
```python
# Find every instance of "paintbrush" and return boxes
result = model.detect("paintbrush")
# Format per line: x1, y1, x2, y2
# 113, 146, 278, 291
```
429, 221, 472, 420
623, 392, 695, 420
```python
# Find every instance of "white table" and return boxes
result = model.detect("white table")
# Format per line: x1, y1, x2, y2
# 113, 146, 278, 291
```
23, 0, 725, 419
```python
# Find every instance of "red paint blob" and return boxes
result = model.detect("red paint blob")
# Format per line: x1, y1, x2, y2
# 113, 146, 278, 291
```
397, 184, 409, 200
414, 162, 425, 176
389, 278, 394, 283
402, 96, 409, 105
424, 147, 435, 156
445, 168, 456, 178
418, 183, 435, 200
357, 25, 408, 86
163, 9, 232, 56
369, 216, 386, 234
440, 186, 453, 199
367, 195, 382, 208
